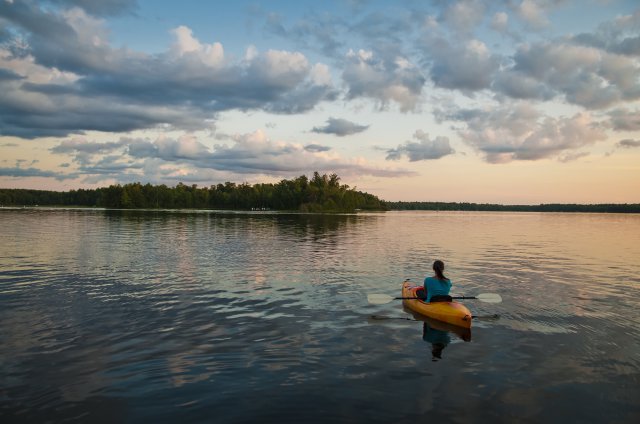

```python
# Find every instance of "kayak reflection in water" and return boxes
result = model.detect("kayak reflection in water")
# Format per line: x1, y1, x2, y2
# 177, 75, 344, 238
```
423, 321, 451, 361
414, 315, 472, 361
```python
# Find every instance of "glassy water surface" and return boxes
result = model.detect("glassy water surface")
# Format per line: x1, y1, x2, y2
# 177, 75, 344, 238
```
1, 209, 639, 423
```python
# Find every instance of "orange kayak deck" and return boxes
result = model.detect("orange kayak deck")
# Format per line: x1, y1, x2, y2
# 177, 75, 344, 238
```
402, 281, 472, 329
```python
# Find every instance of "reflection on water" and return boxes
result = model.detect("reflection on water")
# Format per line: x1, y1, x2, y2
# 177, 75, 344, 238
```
401, 307, 472, 362
1, 208, 639, 423
424, 322, 450, 361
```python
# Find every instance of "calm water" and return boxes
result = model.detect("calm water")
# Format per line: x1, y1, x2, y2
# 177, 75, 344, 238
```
1, 208, 639, 423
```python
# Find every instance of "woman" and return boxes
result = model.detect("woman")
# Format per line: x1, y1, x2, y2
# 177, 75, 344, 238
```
424, 260, 452, 302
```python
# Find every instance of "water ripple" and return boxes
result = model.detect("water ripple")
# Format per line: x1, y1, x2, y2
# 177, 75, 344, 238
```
1, 209, 639, 423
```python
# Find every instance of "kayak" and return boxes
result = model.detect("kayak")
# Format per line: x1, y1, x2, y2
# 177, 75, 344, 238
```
401, 281, 472, 329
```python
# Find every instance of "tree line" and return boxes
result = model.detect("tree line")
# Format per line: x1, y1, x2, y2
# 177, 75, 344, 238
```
0, 172, 387, 212
386, 201, 640, 213
2, 176, 638, 213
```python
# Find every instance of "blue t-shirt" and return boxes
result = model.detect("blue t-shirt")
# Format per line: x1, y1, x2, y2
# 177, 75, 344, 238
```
424, 276, 452, 302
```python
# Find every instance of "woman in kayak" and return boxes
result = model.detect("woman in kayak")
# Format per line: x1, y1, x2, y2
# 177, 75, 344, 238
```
424, 260, 452, 302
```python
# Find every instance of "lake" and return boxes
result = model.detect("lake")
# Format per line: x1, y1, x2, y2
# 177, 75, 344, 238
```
1, 208, 639, 423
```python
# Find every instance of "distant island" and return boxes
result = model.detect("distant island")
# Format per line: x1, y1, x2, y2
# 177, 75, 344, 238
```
0, 172, 386, 213
1, 172, 639, 213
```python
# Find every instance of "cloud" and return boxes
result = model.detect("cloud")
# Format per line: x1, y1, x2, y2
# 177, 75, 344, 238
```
304, 144, 331, 152
47, 0, 138, 17
513, 0, 552, 30
492, 70, 555, 100
50, 137, 128, 154
50, 130, 415, 182
617, 139, 640, 148
386, 130, 455, 161
0, 166, 76, 180
342, 49, 426, 111
438, 102, 607, 163
425, 38, 500, 92
573, 10, 640, 57
491, 12, 509, 33
0, 2, 336, 137
608, 108, 640, 131
129, 134, 210, 160
311, 117, 369, 136
440, 0, 486, 34
503, 40, 640, 109
558, 151, 589, 163
263, 11, 346, 59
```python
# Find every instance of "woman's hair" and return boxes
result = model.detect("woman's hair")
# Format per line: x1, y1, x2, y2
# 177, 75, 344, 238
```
433, 260, 448, 281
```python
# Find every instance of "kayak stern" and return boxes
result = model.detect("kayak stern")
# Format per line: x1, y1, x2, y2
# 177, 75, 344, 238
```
401, 281, 472, 329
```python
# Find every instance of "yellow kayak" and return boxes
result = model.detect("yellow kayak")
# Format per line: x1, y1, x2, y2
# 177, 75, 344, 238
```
402, 281, 472, 329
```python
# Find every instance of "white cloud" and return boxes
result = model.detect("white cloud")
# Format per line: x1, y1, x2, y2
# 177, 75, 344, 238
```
248, 49, 310, 87
506, 41, 640, 108
441, 0, 486, 34
171, 26, 225, 68
440, 102, 608, 163
515, 0, 550, 29
342, 49, 425, 111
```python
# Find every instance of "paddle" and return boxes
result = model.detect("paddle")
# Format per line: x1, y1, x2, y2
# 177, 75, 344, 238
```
367, 293, 502, 305
370, 314, 500, 321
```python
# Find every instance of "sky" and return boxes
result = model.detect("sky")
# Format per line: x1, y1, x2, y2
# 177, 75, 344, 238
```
0, 0, 639, 204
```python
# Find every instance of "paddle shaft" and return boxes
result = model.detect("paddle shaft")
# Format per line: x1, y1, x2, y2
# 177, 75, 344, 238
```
371, 314, 499, 321
367, 292, 501, 305
393, 296, 478, 300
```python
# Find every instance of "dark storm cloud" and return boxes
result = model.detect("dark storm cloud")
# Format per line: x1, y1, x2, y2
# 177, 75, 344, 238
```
311, 118, 369, 137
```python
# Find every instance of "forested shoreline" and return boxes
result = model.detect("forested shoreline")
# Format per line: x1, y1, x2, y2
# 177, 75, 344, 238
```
0, 173, 386, 213
1, 173, 639, 213
387, 201, 640, 213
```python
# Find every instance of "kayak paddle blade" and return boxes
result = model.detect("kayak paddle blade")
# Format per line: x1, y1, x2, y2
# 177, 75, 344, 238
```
475, 293, 502, 303
367, 294, 395, 305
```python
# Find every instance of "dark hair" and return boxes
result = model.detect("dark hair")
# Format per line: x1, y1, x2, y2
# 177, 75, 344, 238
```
433, 260, 448, 281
